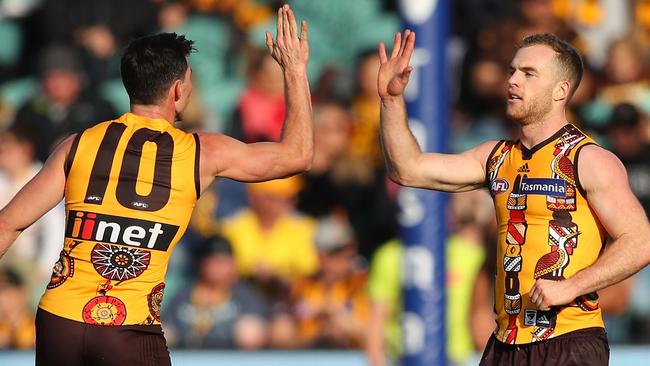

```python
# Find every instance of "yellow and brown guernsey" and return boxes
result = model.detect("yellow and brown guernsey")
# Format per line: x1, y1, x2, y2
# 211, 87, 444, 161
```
39, 113, 200, 326
486, 124, 606, 344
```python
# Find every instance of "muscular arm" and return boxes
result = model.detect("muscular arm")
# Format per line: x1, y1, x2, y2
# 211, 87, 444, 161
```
531, 145, 650, 309
199, 5, 312, 191
0, 135, 73, 260
570, 146, 650, 292
378, 31, 496, 192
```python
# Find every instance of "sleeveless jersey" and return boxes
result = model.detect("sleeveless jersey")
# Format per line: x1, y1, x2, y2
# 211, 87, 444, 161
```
486, 124, 606, 344
39, 113, 200, 326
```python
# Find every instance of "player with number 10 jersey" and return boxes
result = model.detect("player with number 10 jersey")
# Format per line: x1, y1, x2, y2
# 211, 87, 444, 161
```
40, 113, 200, 326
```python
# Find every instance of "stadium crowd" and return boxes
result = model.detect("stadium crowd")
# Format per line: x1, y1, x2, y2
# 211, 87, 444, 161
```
0, 0, 648, 365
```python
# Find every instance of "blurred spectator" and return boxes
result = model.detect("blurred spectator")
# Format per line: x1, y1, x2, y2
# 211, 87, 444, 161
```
303, 51, 397, 260
454, 54, 509, 153
185, 0, 273, 31
367, 191, 492, 366
0, 123, 63, 306
229, 49, 285, 143
606, 103, 650, 215
593, 37, 650, 122
554, 0, 630, 69
446, 190, 492, 364
157, 1, 236, 127
10, 43, 115, 162
474, 0, 578, 65
163, 235, 269, 349
272, 216, 369, 349
366, 238, 401, 366
220, 176, 318, 302
297, 101, 352, 217
600, 102, 650, 339
276, 0, 399, 83
0, 268, 35, 350
174, 89, 220, 133
567, 64, 600, 133
348, 50, 382, 171
35, 0, 158, 84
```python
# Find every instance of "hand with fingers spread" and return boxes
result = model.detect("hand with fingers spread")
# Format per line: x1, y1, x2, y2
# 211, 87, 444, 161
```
265, 4, 309, 72
377, 30, 416, 100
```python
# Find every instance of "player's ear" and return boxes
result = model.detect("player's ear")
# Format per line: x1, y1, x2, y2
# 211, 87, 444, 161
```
172, 79, 182, 102
553, 80, 570, 102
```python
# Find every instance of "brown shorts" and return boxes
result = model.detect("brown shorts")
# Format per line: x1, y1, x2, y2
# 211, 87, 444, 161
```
479, 327, 609, 366
36, 308, 171, 366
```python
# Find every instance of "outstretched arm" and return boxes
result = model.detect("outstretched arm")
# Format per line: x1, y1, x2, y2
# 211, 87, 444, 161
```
530, 145, 650, 310
378, 30, 496, 192
199, 4, 312, 191
0, 135, 72, 260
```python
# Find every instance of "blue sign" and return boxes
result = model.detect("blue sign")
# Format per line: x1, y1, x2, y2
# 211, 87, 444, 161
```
398, 1, 450, 366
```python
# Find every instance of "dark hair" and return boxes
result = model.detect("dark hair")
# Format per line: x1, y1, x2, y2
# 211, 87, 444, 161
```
197, 235, 233, 259
6, 121, 37, 145
120, 33, 195, 105
517, 33, 583, 100
608, 103, 640, 130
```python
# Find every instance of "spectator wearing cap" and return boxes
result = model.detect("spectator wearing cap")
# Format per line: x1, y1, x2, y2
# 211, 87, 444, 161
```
10, 43, 115, 162
220, 176, 318, 293
162, 235, 270, 349
270, 216, 369, 349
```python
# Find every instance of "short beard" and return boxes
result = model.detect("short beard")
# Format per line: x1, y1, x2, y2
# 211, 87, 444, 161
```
507, 92, 553, 126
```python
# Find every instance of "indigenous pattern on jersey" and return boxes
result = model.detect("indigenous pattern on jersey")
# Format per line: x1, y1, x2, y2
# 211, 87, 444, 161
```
39, 113, 200, 326
486, 124, 606, 344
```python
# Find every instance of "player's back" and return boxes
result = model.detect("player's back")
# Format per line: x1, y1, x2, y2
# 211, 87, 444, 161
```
39, 112, 200, 326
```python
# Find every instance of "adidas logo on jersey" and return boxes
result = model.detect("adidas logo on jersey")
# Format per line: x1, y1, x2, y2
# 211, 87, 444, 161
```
517, 163, 530, 173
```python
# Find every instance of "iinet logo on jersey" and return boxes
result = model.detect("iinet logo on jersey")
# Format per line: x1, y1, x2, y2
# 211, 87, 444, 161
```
65, 210, 180, 251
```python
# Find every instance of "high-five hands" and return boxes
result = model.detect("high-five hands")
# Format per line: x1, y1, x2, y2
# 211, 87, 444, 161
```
265, 4, 309, 71
377, 30, 416, 100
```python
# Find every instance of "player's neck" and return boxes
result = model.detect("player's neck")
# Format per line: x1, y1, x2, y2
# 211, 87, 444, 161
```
519, 110, 568, 149
130, 103, 175, 125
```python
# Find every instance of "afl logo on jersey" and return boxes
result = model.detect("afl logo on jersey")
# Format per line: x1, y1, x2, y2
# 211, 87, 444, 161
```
131, 201, 149, 209
86, 195, 102, 202
490, 178, 510, 195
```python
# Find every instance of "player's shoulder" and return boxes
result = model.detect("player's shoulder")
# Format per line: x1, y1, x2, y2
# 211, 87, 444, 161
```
577, 144, 627, 193
465, 139, 508, 165
577, 144, 622, 167
195, 131, 230, 149
76, 118, 122, 140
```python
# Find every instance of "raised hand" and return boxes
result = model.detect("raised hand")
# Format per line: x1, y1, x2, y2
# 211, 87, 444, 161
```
265, 4, 309, 72
377, 30, 416, 100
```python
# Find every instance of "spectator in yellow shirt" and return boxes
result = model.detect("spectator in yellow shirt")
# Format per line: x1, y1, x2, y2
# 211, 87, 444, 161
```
220, 176, 318, 303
